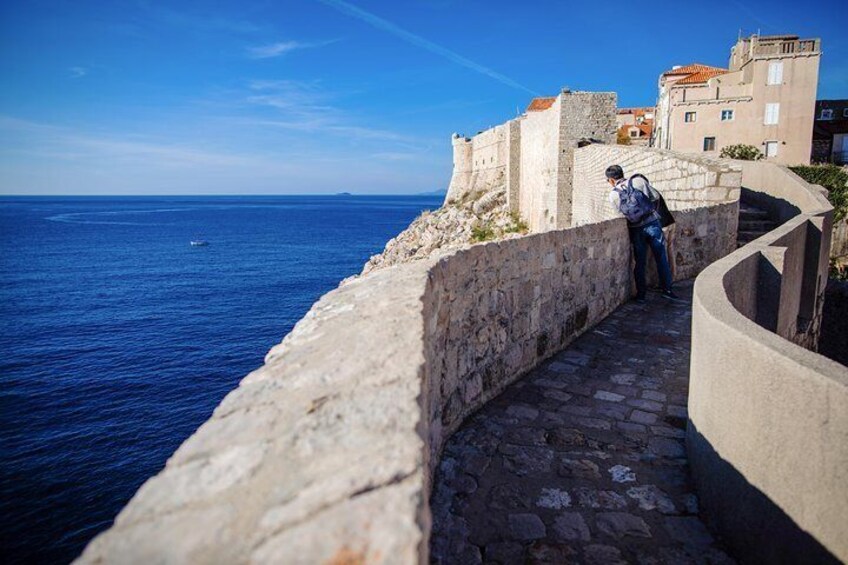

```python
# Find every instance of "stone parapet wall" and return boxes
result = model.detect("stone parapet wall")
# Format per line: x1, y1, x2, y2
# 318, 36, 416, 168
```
76, 262, 434, 565
689, 161, 848, 564
572, 144, 742, 226
78, 191, 738, 563
832, 218, 848, 260
422, 220, 631, 461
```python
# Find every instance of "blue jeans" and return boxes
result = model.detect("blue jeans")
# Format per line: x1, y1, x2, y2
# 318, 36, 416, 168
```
630, 219, 673, 298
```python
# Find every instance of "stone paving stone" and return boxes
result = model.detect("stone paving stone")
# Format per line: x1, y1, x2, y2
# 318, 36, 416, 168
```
651, 425, 686, 439
483, 541, 523, 564
535, 487, 572, 510
508, 513, 546, 540
430, 282, 736, 564
526, 541, 577, 563
551, 512, 591, 541
642, 390, 667, 402
594, 390, 626, 402
627, 398, 665, 412
648, 437, 686, 458
558, 458, 601, 480
596, 512, 652, 539
608, 464, 637, 483
574, 488, 628, 509
668, 404, 688, 418
626, 485, 676, 514
630, 409, 659, 424
584, 544, 627, 565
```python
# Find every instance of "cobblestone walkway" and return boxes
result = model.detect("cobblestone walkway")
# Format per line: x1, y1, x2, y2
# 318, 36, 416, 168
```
430, 281, 735, 564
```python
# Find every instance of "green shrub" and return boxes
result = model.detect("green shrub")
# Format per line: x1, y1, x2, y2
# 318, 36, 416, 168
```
470, 224, 495, 242
720, 144, 763, 161
789, 164, 848, 222
830, 259, 848, 281
504, 212, 529, 234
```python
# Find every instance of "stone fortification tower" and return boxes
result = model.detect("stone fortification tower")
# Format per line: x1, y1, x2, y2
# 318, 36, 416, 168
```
445, 90, 616, 231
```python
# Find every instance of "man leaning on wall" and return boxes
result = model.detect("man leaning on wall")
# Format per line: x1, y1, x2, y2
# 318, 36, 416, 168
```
605, 164, 683, 303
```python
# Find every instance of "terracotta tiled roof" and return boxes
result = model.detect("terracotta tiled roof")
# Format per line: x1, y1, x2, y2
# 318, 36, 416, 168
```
618, 123, 653, 137
526, 97, 556, 112
663, 63, 725, 76
676, 68, 728, 84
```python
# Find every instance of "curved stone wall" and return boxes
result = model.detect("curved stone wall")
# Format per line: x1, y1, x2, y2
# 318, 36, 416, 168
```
689, 161, 848, 564
77, 149, 741, 564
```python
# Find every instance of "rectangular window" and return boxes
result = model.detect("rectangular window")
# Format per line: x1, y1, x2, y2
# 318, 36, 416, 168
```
629, 129, 639, 138
765, 141, 778, 157
703, 137, 716, 151
764, 103, 780, 125
721, 109, 734, 121
767, 61, 784, 85
820, 108, 833, 120
684, 111, 697, 123
843, 108, 848, 118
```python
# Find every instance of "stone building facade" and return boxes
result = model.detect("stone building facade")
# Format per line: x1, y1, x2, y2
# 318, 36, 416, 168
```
654, 34, 821, 165
446, 90, 616, 232
812, 99, 848, 164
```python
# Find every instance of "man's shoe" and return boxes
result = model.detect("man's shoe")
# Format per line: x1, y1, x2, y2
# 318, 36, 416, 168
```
661, 290, 686, 304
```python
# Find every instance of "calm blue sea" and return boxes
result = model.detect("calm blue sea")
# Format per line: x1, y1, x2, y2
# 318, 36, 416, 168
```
0, 195, 441, 564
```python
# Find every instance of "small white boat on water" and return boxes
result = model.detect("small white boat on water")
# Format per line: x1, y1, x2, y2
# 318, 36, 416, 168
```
190, 239, 209, 247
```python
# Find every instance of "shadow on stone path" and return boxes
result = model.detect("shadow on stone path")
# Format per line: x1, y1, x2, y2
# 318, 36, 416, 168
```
430, 280, 735, 565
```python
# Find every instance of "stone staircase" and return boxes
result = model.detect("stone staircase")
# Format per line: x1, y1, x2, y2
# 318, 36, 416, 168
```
737, 200, 777, 248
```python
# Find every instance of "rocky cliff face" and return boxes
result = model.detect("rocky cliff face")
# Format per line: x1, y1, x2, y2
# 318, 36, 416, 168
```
360, 186, 527, 276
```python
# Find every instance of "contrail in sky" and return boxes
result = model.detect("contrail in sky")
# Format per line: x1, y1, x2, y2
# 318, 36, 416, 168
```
316, 0, 539, 96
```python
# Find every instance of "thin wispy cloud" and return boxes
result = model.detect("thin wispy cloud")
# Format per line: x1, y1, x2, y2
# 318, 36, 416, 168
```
0, 116, 254, 167
246, 39, 339, 59
69, 66, 88, 78
0, 115, 445, 194
246, 80, 339, 120
315, 0, 538, 95
242, 80, 425, 144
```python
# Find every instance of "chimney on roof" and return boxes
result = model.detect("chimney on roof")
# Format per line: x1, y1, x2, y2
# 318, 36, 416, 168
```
672, 65, 682, 70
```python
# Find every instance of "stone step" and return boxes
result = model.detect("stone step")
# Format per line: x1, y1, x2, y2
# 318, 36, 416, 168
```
738, 219, 777, 232
737, 230, 769, 243
739, 208, 769, 222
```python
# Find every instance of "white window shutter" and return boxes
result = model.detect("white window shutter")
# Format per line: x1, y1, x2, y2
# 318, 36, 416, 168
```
768, 62, 784, 85
765, 103, 780, 125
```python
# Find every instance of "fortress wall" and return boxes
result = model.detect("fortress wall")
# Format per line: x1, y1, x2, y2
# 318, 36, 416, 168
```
519, 98, 561, 231
446, 91, 617, 231
557, 92, 617, 226
77, 186, 740, 563
421, 219, 631, 464
572, 144, 742, 226
445, 124, 511, 204
689, 161, 848, 564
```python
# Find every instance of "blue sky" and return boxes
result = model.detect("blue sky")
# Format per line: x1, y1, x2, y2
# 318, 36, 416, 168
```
1, 0, 846, 195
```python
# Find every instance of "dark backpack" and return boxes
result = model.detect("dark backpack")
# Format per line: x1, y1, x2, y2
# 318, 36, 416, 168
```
616, 174, 655, 224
